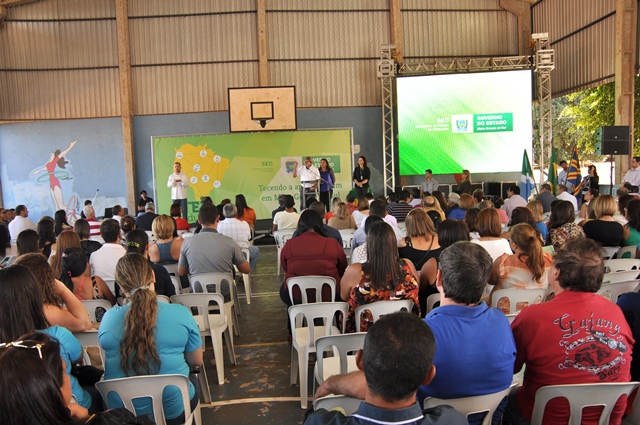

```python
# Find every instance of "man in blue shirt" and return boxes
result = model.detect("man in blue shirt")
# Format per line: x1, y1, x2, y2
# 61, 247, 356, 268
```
420, 241, 516, 425
308, 312, 467, 425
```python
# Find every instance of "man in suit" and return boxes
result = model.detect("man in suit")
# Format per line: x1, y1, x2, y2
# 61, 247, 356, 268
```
135, 202, 158, 231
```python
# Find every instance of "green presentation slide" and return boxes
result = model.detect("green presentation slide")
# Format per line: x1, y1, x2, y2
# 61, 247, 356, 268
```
397, 69, 533, 175
152, 129, 353, 221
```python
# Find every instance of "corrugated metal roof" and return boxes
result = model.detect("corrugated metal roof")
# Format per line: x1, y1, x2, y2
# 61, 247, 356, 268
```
5, 0, 115, 20
268, 0, 388, 11
128, 0, 256, 16
532, 0, 615, 43
132, 62, 259, 115
402, 0, 501, 11
267, 10, 389, 59
403, 10, 517, 58
129, 13, 257, 65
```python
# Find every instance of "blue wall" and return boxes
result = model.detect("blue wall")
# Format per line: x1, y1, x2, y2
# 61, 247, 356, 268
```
0, 106, 384, 221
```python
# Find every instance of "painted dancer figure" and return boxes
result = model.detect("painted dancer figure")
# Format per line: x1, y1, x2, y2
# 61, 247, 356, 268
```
32, 140, 78, 213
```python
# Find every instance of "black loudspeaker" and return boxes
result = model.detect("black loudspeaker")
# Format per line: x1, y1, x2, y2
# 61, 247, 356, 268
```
594, 126, 630, 155
486, 182, 501, 197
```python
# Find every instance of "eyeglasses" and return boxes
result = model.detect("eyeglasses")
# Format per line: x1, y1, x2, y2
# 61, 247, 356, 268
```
0, 340, 45, 359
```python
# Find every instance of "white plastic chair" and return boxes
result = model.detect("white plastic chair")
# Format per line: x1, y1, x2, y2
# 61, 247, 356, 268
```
339, 229, 355, 262
424, 384, 515, 425
73, 330, 105, 368
313, 394, 363, 416
274, 230, 295, 275
170, 275, 182, 295
96, 374, 201, 425
602, 270, 640, 284
354, 299, 415, 332
181, 232, 194, 239
616, 245, 637, 259
491, 288, 547, 314
426, 293, 440, 314
530, 382, 639, 425
157, 294, 170, 303
163, 263, 179, 276
601, 246, 621, 260
289, 301, 348, 409
236, 247, 252, 305
605, 259, 640, 273
81, 299, 113, 323
104, 279, 116, 294
314, 332, 366, 385
287, 276, 337, 304
597, 280, 640, 302
188, 272, 240, 338
170, 293, 234, 386
145, 230, 156, 244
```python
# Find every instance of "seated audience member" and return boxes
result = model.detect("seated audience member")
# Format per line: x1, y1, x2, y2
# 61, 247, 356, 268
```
556, 184, 578, 210
431, 191, 448, 215
471, 209, 511, 261
89, 219, 126, 282
345, 193, 358, 215
73, 218, 103, 259
136, 202, 158, 231
352, 196, 370, 228
110, 204, 125, 225
351, 215, 384, 265
409, 188, 422, 207
418, 242, 516, 425
444, 192, 460, 218
617, 291, 640, 382
236, 194, 256, 228
342, 221, 420, 333
582, 194, 625, 247
0, 265, 96, 414
273, 194, 300, 231
387, 190, 414, 222
54, 209, 72, 235
422, 196, 445, 229
505, 238, 633, 425
8, 204, 37, 243
59, 247, 116, 306
536, 183, 556, 213
217, 203, 260, 272
170, 202, 190, 230
83, 205, 101, 237
502, 186, 528, 219
148, 215, 183, 265
124, 230, 176, 298
526, 200, 549, 241
489, 198, 510, 225
448, 193, 474, 221
120, 215, 136, 239
501, 207, 541, 241
272, 194, 287, 219
49, 231, 82, 277
80, 199, 91, 218
99, 254, 201, 425
488, 223, 552, 311
37, 217, 57, 258
293, 202, 342, 246
579, 188, 599, 219
138, 190, 154, 213
437, 219, 471, 249
472, 189, 484, 207
353, 200, 403, 249
280, 210, 346, 308
616, 193, 634, 226
3, 228, 40, 267
14, 253, 92, 333
328, 202, 358, 230
310, 312, 467, 425
545, 200, 585, 249
623, 199, 640, 247
0, 332, 95, 423
464, 208, 480, 240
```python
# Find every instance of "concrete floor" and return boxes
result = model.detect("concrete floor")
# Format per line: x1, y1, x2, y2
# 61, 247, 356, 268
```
199, 245, 313, 425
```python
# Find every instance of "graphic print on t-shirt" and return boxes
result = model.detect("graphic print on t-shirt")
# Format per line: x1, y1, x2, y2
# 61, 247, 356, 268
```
555, 311, 628, 380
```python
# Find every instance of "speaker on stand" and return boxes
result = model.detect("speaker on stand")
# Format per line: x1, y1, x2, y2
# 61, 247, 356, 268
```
594, 126, 630, 195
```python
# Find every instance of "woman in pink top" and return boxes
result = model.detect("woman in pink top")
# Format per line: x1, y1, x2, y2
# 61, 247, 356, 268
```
488, 223, 552, 312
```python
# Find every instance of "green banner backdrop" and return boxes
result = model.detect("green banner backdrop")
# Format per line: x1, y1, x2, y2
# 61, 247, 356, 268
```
152, 129, 353, 222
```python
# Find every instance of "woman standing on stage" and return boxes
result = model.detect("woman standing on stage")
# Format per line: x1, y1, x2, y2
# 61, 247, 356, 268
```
353, 156, 370, 198
319, 158, 336, 212
456, 169, 472, 194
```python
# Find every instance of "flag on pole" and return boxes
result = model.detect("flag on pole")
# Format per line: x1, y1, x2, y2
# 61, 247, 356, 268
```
520, 150, 535, 200
567, 146, 582, 196
547, 149, 558, 195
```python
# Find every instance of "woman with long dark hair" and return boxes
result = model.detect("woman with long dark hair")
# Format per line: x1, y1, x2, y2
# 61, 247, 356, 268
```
319, 158, 337, 212
235, 194, 256, 228
0, 332, 87, 424
49, 231, 82, 278
170, 202, 190, 231
623, 199, 640, 247
580, 164, 599, 204
59, 247, 116, 306
54, 209, 71, 236
123, 229, 176, 297
0, 265, 96, 415
352, 156, 370, 198
341, 221, 420, 332
280, 210, 347, 306
37, 217, 57, 258
99, 253, 200, 424
546, 200, 585, 249
73, 218, 102, 259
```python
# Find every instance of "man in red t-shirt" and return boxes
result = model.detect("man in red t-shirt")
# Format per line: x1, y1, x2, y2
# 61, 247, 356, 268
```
505, 237, 633, 425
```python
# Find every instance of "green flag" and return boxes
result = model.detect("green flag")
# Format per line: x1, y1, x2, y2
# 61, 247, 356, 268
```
547, 149, 557, 195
